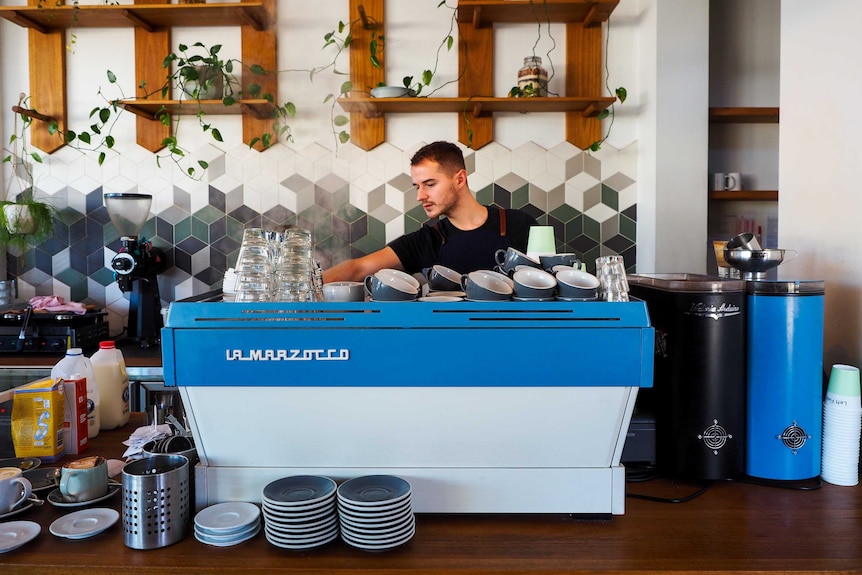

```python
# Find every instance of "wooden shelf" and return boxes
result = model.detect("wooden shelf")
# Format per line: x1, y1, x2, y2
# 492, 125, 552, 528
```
346, 0, 618, 150
120, 99, 276, 121
457, 0, 618, 28
709, 107, 779, 124
5, 0, 276, 153
338, 96, 616, 119
0, 2, 272, 32
709, 190, 778, 201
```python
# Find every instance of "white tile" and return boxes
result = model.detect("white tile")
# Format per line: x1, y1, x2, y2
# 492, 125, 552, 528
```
585, 202, 618, 224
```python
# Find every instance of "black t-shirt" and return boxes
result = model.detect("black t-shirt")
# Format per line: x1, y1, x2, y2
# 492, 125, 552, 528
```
388, 206, 538, 274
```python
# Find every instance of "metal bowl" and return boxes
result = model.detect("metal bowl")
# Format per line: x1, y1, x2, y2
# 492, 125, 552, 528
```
723, 248, 786, 276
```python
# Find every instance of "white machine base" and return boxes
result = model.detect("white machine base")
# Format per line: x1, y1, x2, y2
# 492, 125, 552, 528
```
193, 465, 628, 515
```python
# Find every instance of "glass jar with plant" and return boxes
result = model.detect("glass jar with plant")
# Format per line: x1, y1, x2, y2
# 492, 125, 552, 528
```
1, 94, 59, 251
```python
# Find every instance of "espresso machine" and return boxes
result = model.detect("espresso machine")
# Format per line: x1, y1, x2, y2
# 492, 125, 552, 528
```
104, 193, 165, 348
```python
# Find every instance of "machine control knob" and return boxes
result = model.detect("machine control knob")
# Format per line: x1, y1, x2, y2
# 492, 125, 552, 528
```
111, 252, 136, 275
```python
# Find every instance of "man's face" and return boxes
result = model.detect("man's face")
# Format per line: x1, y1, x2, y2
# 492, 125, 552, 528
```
411, 159, 464, 220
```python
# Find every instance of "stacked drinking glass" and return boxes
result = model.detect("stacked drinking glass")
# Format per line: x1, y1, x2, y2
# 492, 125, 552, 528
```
230, 226, 322, 303
234, 228, 274, 302
595, 255, 630, 302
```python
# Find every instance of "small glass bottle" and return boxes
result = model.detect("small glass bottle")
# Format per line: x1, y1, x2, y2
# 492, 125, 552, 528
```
517, 56, 549, 97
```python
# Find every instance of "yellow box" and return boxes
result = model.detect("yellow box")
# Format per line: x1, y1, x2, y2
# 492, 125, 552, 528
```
12, 377, 66, 462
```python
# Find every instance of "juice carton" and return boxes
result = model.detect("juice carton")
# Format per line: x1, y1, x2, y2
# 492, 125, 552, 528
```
11, 377, 66, 462
63, 376, 89, 455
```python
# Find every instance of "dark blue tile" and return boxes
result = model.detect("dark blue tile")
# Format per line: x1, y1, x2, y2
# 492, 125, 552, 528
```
208, 186, 226, 212
622, 204, 637, 222
209, 217, 227, 242
350, 216, 367, 243
209, 250, 227, 273
69, 218, 88, 244
194, 267, 222, 285
571, 234, 599, 255
211, 235, 241, 257
229, 205, 260, 225
69, 246, 89, 274
492, 184, 512, 209
87, 250, 107, 276
173, 248, 192, 274
156, 217, 174, 245
176, 236, 207, 255
34, 248, 52, 275
605, 233, 634, 254
86, 187, 106, 213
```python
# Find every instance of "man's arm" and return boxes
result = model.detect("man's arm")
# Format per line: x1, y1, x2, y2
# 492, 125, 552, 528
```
322, 246, 404, 283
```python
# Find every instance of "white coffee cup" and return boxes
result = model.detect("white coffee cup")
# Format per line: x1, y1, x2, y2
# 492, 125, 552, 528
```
713, 172, 741, 191
0, 467, 32, 513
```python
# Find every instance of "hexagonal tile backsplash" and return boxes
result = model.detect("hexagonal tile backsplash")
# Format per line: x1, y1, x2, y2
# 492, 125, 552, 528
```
5, 140, 637, 336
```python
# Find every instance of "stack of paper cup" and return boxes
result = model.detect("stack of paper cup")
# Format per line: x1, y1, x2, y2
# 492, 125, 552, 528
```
821, 364, 862, 486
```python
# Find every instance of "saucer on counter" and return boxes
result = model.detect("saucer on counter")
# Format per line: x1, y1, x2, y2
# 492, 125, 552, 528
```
0, 500, 36, 521
336, 475, 416, 551
0, 521, 41, 554
49, 508, 119, 540
262, 475, 339, 551
194, 501, 261, 547
23, 466, 60, 493
47, 484, 121, 508
0, 457, 41, 472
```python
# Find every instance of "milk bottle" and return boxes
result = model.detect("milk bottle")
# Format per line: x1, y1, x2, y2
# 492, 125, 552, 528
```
90, 341, 130, 430
52, 348, 100, 438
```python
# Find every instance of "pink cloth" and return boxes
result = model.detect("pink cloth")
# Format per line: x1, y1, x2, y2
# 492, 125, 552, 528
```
28, 295, 88, 315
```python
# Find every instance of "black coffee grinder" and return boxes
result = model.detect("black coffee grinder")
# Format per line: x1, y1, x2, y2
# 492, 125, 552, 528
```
104, 193, 165, 348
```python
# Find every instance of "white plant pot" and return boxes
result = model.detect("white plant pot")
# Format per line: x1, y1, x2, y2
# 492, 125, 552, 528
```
3, 204, 37, 235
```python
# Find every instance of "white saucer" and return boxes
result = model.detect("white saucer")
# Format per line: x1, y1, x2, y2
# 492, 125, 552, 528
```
195, 501, 260, 534
418, 296, 463, 302
0, 500, 35, 521
47, 484, 120, 508
49, 508, 120, 539
427, 291, 466, 298
195, 524, 260, 547
0, 521, 41, 554
512, 296, 556, 302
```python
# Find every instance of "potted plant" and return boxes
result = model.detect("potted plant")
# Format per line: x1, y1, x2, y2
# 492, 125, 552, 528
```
1, 95, 58, 250
64, 42, 296, 179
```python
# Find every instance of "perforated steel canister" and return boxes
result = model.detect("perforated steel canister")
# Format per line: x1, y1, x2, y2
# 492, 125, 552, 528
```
122, 454, 190, 549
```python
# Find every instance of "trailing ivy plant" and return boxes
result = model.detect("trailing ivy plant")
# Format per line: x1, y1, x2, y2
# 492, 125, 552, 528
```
63, 42, 296, 179
318, 1, 460, 147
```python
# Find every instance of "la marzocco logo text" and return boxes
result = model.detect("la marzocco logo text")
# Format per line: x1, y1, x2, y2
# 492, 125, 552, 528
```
685, 302, 741, 320
226, 348, 350, 361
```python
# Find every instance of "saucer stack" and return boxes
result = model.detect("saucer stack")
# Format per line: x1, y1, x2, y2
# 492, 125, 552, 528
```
262, 475, 339, 550
337, 475, 415, 551
222, 268, 237, 302
194, 501, 261, 547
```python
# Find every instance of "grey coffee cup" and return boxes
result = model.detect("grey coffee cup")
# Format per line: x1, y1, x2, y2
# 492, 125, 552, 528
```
323, 281, 365, 302
494, 247, 541, 273
539, 253, 580, 271
423, 265, 463, 292
461, 271, 513, 301
556, 268, 600, 299
512, 268, 557, 299
364, 274, 418, 302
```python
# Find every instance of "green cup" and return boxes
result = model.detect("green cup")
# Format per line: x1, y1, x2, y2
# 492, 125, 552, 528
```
827, 364, 861, 397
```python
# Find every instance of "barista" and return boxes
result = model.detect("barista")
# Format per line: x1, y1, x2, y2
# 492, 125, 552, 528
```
322, 141, 538, 283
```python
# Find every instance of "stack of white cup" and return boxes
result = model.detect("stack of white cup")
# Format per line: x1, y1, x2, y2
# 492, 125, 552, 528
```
821, 364, 862, 486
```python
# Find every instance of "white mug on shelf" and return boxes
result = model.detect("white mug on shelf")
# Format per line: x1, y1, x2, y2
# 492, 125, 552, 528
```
713, 172, 742, 191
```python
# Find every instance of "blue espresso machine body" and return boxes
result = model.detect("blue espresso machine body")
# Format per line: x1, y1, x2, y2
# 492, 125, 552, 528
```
746, 280, 825, 480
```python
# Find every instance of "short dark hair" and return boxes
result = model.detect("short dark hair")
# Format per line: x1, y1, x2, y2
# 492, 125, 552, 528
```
410, 141, 466, 176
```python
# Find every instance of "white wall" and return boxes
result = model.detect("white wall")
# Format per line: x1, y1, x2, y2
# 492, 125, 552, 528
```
1, 0, 713, 275
637, 0, 710, 273
780, 0, 862, 367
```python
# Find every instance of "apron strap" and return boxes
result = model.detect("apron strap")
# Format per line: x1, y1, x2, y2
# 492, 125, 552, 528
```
429, 206, 508, 246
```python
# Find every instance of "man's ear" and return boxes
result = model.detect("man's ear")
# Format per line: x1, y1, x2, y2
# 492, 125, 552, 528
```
455, 168, 468, 188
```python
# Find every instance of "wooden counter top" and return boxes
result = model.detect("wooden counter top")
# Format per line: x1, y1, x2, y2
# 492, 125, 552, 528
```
2, 413, 860, 574
0, 342, 162, 368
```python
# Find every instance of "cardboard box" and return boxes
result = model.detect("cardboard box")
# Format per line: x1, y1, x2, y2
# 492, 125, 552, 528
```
11, 377, 65, 462
63, 376, 89, 455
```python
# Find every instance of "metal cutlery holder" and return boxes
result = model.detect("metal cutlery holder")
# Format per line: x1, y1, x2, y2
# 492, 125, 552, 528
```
121, 454, 190, 549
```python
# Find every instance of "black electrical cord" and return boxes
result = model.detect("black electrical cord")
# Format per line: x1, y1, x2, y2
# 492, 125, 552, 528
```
624, 471, 824, 504
626, 482, 714, 504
